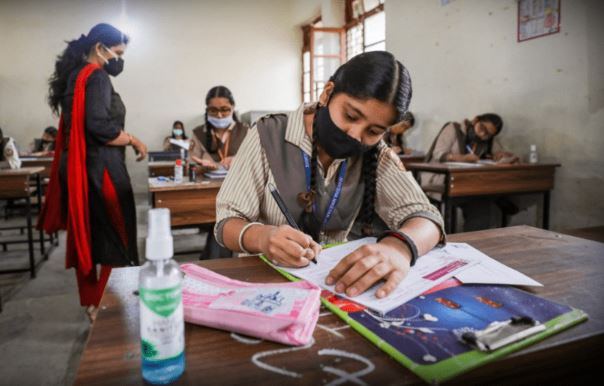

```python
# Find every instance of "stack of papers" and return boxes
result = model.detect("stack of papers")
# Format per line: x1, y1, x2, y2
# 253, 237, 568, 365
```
278, 238, 541, 315
204, 165, 228, 179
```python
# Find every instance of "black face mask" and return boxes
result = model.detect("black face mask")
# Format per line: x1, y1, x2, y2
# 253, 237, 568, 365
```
315, 104, 372, 159
104, 57, 124, 77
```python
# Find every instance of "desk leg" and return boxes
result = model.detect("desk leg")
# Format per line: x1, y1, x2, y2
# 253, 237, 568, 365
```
444, 197, 453, 234
26, 196, 35, 278
36, 174, 46, 258
543, 191, 551, 229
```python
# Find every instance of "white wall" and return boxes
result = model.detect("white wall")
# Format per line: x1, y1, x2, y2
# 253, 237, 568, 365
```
386, 0, 604, 230
0, 0, 317, 192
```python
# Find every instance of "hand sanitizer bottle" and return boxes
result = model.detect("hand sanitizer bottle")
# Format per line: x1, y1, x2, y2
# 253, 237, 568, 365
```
139, 208, 185, 384
529, 144, 539, 164
174, 159, 183, 183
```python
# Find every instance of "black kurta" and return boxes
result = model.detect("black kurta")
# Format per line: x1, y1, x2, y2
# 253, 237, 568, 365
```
59, 63, 138, 266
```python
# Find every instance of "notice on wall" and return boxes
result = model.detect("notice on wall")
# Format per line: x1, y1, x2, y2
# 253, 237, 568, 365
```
518, 0, 561, 42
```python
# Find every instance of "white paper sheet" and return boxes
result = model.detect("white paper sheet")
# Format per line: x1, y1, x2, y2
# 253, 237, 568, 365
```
444, 243, 542, 287
278, 238, 476, 315
169, 138, 190, 150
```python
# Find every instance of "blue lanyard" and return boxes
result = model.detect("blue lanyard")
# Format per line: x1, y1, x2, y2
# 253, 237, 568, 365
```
301, 150, 347, 230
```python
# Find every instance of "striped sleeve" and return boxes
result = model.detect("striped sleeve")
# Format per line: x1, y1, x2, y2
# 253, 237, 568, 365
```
375, 146, 445, 242
214, 126, 267, 244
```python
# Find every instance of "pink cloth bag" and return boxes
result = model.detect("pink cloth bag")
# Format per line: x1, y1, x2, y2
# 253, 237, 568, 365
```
180, 263, 321, 346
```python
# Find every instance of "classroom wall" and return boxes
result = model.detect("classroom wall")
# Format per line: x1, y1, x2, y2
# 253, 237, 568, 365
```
386, 0, 604, 231
0, 0, 321, 193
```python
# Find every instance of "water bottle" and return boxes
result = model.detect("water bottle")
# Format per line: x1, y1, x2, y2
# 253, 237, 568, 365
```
139, 208, 185, 384
529, 144, 538, 164
174, 159, 183, 183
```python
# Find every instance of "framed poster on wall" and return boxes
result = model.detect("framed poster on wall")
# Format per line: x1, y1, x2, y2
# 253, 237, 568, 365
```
518, 0, 561, 42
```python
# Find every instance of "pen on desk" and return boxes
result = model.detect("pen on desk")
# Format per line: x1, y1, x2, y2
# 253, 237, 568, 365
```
268, 183, 317, 264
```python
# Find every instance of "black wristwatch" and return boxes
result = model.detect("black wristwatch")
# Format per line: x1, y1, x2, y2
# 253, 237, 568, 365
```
377, 230, 419, 266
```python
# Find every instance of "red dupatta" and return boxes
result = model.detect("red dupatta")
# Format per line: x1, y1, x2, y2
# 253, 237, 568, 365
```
38, 63, 100, 276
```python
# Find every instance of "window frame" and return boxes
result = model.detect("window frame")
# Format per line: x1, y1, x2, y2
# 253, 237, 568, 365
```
344, 0, 385, 56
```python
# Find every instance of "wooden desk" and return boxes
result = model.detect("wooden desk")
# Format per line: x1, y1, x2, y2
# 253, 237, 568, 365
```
400, 152, 425, 167
148, 178, 222, 227
407, 162, 560, 233
0, 167, 46, 278
148, 161, 175, 177
74, 226, 602, 385
20, 156, 53, 179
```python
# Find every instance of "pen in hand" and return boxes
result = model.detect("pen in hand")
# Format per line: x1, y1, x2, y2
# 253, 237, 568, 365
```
268, 183, 318, 264
465, 144, 474, 154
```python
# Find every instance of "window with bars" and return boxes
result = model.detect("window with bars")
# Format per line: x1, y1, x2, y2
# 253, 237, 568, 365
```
346, 0, 386, 59
301, 0, 385, 102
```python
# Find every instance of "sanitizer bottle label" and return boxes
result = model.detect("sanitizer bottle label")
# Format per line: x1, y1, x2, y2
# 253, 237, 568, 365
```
139, 285, 184, 361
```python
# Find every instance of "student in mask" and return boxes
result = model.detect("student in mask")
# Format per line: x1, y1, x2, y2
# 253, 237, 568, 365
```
189, 86, 250, 170
29, 126, 58, 156
422, 114, 520, 231
384, 111, 415, 155
0, 127, 22, 169
163, 120, 188, 151
40, 23, 147, 319
215, 52, 444, 299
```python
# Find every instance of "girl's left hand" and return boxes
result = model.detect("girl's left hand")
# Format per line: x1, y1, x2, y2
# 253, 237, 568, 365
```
221, 156, 234, 169
325, 238, 412, 299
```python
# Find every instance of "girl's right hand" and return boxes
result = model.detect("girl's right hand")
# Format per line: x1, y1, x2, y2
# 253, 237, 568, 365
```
461, 153, 479, 162
198, 159, 218, 170
258, 225, 321, 267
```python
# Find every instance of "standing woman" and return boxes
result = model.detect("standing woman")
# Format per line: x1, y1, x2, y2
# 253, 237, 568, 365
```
39, 23, 147, 316
215, 52, 444, 299
189, 86, 250, 170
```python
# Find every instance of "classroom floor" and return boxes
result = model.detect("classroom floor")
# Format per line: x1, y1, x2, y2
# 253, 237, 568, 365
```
0, 195, 205, 386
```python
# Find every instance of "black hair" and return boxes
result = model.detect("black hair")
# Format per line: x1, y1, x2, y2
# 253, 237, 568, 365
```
203, 85, 239, 152
48, 23, 129, 115
402, 111, 415, 126
302, 51, 413, 238
171, 120, 188, 139
476, 113, 503, 134
44, 126, 58, 138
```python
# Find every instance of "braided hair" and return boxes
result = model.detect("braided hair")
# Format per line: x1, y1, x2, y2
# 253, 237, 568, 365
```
48, 23, 129, 115
204, 85, 239, 152
301, 51, 413, 238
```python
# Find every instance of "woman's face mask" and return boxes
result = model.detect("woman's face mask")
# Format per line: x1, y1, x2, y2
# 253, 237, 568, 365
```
173, 128, 184, 137
99, 45, 124, 77
315, 104, 373, 159
207, 115, 234, 129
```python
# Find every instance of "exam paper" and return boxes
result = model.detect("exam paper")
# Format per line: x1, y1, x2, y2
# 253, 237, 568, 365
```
279, 238, 476, 315
444, 243, 542, 287
169, 138, 191, 150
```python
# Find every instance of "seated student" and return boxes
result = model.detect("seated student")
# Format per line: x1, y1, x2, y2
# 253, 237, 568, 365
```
422, 114, 519, 230
189, 86, 250, 171
0, 127, 22, 169
384, 111, 415, 155
214, 52, 444, 299
29, 126, 58, 156
162, 120, 188, 152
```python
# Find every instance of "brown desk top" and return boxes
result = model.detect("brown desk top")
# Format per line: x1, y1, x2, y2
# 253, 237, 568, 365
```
20, 156, 54, 162
148, 177, 222, 192
74, 226, 603, 385
0, 166, 45, 176
148, 161, 176, 167
406, 162, 561, 173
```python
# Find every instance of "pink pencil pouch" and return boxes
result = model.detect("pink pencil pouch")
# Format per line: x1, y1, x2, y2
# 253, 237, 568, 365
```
180, 263, 321, 346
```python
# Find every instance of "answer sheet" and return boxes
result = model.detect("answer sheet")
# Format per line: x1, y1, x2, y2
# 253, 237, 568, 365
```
278, 238, 476, 314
